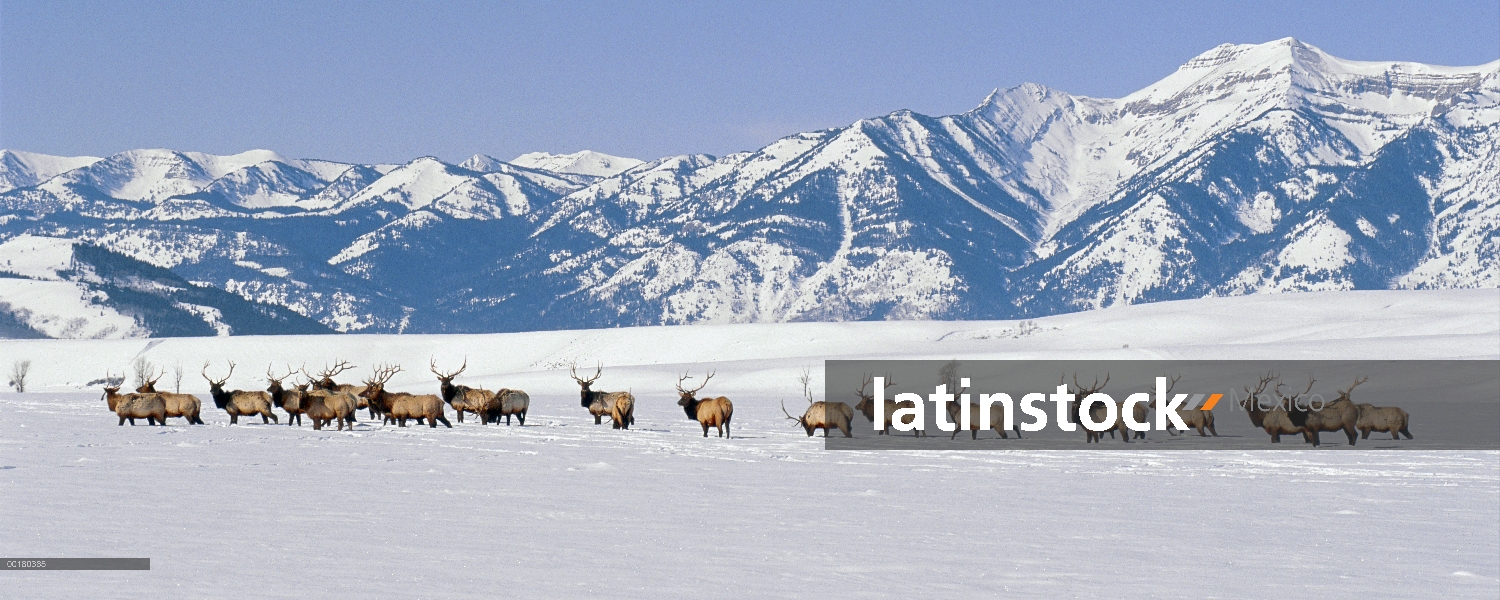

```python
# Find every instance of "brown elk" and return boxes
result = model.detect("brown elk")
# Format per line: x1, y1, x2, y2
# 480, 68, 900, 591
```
1152, 374, 1217, 437
943, 382, 1024, 441
306, 360, 373, 419
781, 369, 853, 437
1242, 373, 1307, 443
266, 365, 308, 426
133, 367, 205, 425
676, 371, 734, 438
1066, 373, 1129, 443
101, 379, 166, 426
1353, 379, 1413, 440
203, 361, 278, 424
303, 389, 360, 431
360, 364, 451, 428
570, 363, 635, 428
1285, 376, 1361, 447
853, 374, 918, 436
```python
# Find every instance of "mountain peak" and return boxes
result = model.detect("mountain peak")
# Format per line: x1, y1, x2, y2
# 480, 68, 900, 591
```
510, 150, 644, 177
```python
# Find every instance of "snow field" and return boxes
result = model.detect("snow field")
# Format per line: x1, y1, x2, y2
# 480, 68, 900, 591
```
0, 289, 1496, 598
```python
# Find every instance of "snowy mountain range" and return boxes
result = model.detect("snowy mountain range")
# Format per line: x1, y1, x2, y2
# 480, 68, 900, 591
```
1, 38, 1495, 337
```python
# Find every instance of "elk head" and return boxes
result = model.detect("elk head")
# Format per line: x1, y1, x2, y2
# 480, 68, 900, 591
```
852, 373, 895, 418
202, 361, 236, 407
1276, 375, 1318, 426
309, 360, 355, 391
676, 371, 713, 416
1146, 374, 1181, 409
781, 399, 812, 434
134, 365, 164, 394
570, 362, 603, 408
1242, 372, 1279, 413
431, 357, 467, 402
361, 363, 402, 403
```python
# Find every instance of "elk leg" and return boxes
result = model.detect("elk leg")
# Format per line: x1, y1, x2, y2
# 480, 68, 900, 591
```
1401, 427, 1413, 440
438, 416, 452, 428
1344, 426, 1357, 446
1208, 423, 1218, 437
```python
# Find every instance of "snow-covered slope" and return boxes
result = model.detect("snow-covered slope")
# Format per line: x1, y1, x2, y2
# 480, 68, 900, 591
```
0, 150, 101, 193
0, 39, 1494, 335
510, 150, 645, 177
0, 290, 1495, 598
0, 235, 331, 338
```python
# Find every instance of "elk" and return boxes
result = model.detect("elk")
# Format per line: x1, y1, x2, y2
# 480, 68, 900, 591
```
1353, 379, 1413, 440
1067, 373, 1129, 443
944, 385, 1024, 441
1152, 374, 1217, 437
306, 360, 373, 418
303, 389, 360, 431
570, 363, 635, 428
438, 364, 531, 426
676, 371, 734, 438
360, 364, 451, 428
1284, 376, 1360, 447
133, 367, 204, 425
1243, 373, 1308, 443
853, 374, 918, 436
203, 361, 278, 424
781, 368, 853, 437
267, 365, 308, 426
101, 381, 166, 426
490, 388, 531, 426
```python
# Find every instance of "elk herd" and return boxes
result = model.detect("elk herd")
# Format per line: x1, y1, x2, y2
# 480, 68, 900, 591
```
97, 361, 1413, 446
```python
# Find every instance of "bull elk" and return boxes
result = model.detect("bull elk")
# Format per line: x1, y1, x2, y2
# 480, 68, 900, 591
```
1066, 373, 1128, 443
306, 360, 373, 419
1152, 374, 1217, 437
676, 371, 733, 438
266, 365, 308, 426
1284, 376, 1360, 447
781, 368, 853, 437
101, 377, 166, 426
133, 366, 205, 425
1243, 373, 1307, 443
432, 358, 494, 424
570, 363, 634, 429
203, 361, 278, 424
360, 364, 451, 428
853, 374, 918, 436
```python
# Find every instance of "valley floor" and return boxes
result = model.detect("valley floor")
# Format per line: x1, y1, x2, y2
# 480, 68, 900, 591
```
1, 289, 1497, 598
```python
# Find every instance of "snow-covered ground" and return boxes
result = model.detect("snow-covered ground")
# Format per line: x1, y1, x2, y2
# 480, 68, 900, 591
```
1, 289, 1497, 598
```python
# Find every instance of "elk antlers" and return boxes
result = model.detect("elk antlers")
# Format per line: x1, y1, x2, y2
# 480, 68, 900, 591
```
570, 362, 602, 386
1338, 376, 1368, 399
1071, 372, 1110, 397
201, 360, 234, 386
430, 357, 467, 380
856, 372, 895, 399
365, 363, 403, 388
676, 371, 713, 396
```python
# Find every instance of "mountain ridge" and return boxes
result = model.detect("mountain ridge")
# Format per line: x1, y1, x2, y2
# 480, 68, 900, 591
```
1, 38, 1494, 337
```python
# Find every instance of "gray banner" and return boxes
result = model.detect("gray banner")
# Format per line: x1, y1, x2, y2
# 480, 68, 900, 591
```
820, 360, 1500, 450
1, 558, 150, 570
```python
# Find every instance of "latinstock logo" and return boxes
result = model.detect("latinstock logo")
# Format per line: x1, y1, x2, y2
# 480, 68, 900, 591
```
820, 359, 1499, 451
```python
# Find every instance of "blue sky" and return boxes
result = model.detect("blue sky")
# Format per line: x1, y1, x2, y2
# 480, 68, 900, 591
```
2, 1, 1496, 164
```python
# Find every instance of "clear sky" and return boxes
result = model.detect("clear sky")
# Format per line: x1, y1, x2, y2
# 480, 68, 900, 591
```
2, 0, 1496, 165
